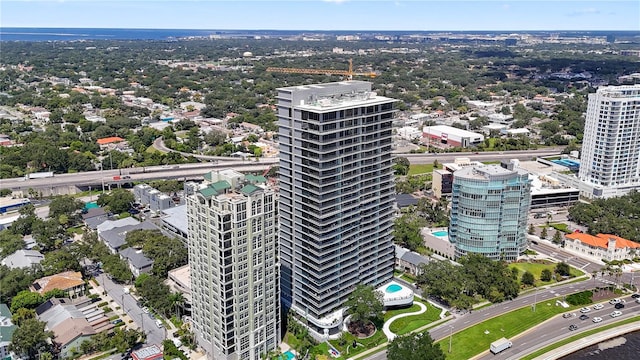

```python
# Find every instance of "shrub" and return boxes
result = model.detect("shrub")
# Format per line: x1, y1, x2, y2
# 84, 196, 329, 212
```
566, 290, 593, 306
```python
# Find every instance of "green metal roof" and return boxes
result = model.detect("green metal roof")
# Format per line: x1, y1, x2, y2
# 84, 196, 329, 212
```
211, 180, 231, 192
0, 325, 17, 343
240, 184, 259, 195
0, 304, 10, 318
198, 186, 218, 198
203, 172, 213, 181
245, 174, 267, 183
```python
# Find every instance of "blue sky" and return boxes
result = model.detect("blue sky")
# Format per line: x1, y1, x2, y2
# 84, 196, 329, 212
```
1, 0, 638, 31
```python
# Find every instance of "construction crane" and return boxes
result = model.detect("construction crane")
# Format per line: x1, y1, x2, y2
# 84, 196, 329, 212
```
266, 59, 378, 80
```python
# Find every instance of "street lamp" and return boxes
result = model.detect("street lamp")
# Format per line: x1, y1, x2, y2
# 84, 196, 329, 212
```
449, 325, 454, 353
533, 286, 538, 312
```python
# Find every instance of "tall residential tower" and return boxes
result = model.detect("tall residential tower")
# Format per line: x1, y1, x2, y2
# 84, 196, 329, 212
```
578, 85, 640, 198
449, 164, 531, 261
187, 170, 279, 360
277, 81, 396, 336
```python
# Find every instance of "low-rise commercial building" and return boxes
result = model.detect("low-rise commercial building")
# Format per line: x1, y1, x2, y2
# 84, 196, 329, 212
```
564, 233, 640, 262
422, 125, 484, 148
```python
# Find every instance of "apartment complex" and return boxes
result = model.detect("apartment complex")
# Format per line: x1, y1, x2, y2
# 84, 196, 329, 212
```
449, 164, 531, 260
578, 84, 640, 198
186, 170, 279, 360
277, 81, 396, 336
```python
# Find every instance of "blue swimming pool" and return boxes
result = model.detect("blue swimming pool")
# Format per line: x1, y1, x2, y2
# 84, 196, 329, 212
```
552, 159, 580, 168
386, 284, 403, 293
84, 201, 99, 210
279, 350, 295, 360
432, 230, 448, 237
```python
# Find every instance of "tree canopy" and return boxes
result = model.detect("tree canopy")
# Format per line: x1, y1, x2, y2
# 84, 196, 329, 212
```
387, 332, 445, 360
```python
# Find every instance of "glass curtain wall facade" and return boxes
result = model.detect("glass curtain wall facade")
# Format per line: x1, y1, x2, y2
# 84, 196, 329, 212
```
187, 170, 279, 360
579, 85, 640, 189
449, 165, 531, 260
277, 81, 396, 332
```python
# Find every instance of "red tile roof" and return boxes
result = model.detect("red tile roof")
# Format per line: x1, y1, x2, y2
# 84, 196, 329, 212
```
97, 137, 125, 145
566, 232, 640, 250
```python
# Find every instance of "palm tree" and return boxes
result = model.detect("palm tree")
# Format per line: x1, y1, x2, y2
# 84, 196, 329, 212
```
168, 292, 185, 321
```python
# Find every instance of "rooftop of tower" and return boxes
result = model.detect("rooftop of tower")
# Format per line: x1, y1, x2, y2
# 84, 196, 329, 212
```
277, 80, 396, 111
455, 164, 528, 180
595, 84, 640, 97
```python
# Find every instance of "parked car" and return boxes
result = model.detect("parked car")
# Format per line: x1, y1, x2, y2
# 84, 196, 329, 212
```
111, 319, 123, 325
141, 307, 150, 314
610, 311, 622, 318
155, 319, 163, 328
592, 317, 603, 323
569, 324, 578, 331
593, 303, 604, 310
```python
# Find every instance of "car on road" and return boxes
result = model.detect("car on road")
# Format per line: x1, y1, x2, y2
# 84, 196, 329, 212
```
610, 311, 622, 318
155, 319, 163, 328
592, 317, 603, 323
609, 298, 622, 305
593, 303, 604, 310
123, 175, 131, 179
141, 307, 150, 314
579, 307, 591, 313
615, 303, 625, 309
579, 314, 589, 321
636, 298, 640, 304
631, 293, 640, 299
569, 324, 578, 331
563, 313, 573, 318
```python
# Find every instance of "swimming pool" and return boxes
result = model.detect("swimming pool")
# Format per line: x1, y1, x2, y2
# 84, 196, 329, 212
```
432, 230, 448, 237
84, 201, 99, 210
279, 350, 295, 360
386, 284, 403, 293
552, 159, 580, 168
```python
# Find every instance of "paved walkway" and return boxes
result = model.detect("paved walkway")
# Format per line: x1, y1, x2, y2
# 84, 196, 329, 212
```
382, 302, 427, 341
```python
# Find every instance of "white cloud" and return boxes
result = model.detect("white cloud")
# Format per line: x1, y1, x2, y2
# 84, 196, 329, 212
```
567, 7, 601, 17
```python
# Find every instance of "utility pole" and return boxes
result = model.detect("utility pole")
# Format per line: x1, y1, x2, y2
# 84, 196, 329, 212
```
533, 286, 538, 312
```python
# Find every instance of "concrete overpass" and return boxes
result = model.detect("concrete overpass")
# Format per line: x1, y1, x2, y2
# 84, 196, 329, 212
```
0, 148, 564, 196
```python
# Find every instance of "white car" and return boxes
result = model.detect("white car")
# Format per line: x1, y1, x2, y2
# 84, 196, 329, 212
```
636, 298, 640, 304
579, 307, 591, 313
141, 307, 150, 314
610, 311, 622, 318
592, 317, 603, 323
593, 303, 604, 310
609, 298, 621, 305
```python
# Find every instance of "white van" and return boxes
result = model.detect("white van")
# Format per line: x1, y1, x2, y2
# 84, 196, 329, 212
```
155, 319, 163, 328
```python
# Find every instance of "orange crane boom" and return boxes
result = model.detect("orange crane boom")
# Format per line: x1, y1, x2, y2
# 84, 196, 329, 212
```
266, 59, 378, 80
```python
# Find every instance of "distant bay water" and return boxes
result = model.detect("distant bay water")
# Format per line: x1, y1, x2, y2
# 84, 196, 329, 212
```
0, 28, 230, 41
560, 330, 640, 359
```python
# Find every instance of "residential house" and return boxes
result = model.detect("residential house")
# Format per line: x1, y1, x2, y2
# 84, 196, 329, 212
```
118, 248, 153, 278
1, 249, 44, 269
394, 245, 430, 276
0, 304, 17, 360
30, 271, 85, 298
99, 221, 158, 254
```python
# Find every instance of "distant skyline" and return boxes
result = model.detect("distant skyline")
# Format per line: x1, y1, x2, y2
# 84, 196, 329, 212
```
1, 0, 639, 31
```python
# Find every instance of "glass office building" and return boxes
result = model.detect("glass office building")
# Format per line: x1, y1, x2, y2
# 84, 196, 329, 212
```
449, 165, 531, 260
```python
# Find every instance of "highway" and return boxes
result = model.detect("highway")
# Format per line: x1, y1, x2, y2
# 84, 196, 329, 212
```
0, 148, 563, 192
478, 295, 640, 360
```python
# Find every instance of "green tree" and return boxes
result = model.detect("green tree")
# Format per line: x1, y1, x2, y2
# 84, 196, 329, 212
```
540, 227, 548, 239
9, 318, 53, 360
528, 223, 535, 235
10, 291, 44, 313
555, 262, 571, 277
393, 157, 410, 175
11, 308, 36, 326
97, 188, 135, 214
387, 332, 445, 360
40, 249, 81, 276
540, 269, 553, 282
552, 230, 563, 244
48, 195, 84, 224
521, 271, 535, 286
344, 285, 383, 334
0, 231, 24, 257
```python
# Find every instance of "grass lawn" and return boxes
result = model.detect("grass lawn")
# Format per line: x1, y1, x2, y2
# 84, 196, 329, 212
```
549, 222, 571, 233
408, 164, 434, 175
521, 315, 640, 360
389, 299, 442, 335
510, 261, 585, 286
146, 144, 164, 153
400, 273, 416, 284
329, 328, 387, 359
436, 298, 577, 360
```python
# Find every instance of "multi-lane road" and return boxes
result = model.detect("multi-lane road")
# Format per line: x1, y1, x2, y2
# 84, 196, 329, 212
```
0, 148, 563, 192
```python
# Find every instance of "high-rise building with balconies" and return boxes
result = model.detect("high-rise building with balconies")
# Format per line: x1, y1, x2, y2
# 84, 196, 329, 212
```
578, 85, 640, 198
277, 81, 396, 337
187, 170, 279, 360
449, 164, 531, 261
